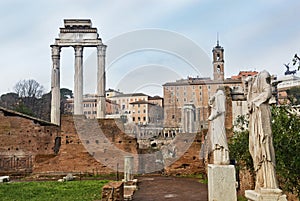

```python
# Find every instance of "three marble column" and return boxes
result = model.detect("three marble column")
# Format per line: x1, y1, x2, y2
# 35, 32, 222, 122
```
50, 45, 106, 125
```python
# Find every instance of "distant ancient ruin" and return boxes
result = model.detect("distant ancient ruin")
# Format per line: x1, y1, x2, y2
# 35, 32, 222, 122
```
50, 19, 106, 125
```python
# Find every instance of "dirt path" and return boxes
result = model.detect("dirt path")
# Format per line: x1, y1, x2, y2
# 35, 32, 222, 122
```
132, 176, 208, 201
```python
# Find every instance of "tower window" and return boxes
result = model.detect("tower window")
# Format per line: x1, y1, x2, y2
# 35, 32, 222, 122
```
217, 53, 220, 61
217, 65, 221, 73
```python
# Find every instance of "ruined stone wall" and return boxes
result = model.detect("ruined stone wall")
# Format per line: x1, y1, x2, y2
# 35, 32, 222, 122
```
101, 181, 124, 201
34, 115, 138, 174
164, 132, 205, 175
0, 110, 59, 174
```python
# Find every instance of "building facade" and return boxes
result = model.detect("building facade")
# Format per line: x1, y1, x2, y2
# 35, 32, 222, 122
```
276, 75, 300, 104
65, 93, 119, 119
162, 42, 255, 135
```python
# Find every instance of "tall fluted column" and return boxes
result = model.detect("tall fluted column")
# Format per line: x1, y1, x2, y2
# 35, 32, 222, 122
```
51, 45, 61, 125
74, 46, 84, 115
97, 45, 107, 118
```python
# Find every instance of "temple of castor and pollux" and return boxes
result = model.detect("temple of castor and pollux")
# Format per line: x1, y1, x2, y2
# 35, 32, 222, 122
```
0, 19, 293, 201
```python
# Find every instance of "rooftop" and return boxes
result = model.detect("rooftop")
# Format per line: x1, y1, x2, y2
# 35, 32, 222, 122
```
163, 76, 241, 86
110, 93, 149, 98
129, 100, 156, 105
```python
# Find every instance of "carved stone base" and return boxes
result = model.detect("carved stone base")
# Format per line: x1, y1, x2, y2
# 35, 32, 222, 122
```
245, 189, 287, 201
208, 164, 237, 201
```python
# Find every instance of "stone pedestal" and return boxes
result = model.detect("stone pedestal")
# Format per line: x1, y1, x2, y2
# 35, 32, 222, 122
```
208, 164, 237, 201
245, 189, 287, 201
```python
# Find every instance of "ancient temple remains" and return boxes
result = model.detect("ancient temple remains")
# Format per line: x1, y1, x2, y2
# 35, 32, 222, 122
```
51, 19, 106, 125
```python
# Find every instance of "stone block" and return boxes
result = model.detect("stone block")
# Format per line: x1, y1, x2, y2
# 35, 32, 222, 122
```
245, 189, 287, 201
101, 181, 124, 201
208, 164, 237, 201
0, 176, 10, 183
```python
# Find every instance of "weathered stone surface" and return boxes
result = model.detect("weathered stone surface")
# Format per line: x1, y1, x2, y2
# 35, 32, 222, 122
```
164, 132, 205, 175
34, 115, 138, 174
51, 19, 106, 124
101, 181, 124, 201
0, 176, 9, 182
245, 189, 287, 201
208, 164, 237, 201
0, 107, 59, 174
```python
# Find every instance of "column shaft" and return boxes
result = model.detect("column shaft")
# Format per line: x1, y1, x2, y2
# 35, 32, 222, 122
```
74, 46, 84, 115
97, 45, 107, 118
50, 45, 61, 125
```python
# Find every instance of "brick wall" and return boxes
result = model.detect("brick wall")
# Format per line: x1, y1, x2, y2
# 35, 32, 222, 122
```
0, 106, 139, 175
34, 115, 138, 174
164, 132, 206, 175
0, 109, 59, 174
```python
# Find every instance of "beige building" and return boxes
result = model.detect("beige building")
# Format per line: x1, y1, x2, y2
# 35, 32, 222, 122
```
65, 93, 119, 119
163, 42, 254, 135
108, 93, 163, 125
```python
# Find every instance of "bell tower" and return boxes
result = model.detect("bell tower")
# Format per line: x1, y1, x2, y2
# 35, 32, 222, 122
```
212, 38, 224, 81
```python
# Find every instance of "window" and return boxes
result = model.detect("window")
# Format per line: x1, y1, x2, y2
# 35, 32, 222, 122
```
172, 115, 175, 119
132, 117, 135, 121
143, 109, 146, 113
138, 117, 141, 121
143, 117, 146, 121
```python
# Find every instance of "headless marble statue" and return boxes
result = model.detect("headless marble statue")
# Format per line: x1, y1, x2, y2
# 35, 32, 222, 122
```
208, 89, 230, 165
247, 70, 279, 190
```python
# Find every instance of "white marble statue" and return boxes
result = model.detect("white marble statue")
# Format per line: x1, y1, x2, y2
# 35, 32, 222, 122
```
208, 88, 230, 165
246, 70, 279, 190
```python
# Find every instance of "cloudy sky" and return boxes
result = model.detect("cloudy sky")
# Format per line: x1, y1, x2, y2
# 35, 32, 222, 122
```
0, 0, 299, 96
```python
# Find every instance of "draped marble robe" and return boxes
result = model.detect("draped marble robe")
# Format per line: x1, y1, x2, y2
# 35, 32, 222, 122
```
208, 89, 230, 165
247, 70, 278, 190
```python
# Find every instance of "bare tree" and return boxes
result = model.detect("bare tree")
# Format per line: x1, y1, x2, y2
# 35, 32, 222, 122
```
14, 79, 44, 98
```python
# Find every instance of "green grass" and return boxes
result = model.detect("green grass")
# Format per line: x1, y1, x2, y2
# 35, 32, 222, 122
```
0, 180, 109, 201
237, 195, 248, 201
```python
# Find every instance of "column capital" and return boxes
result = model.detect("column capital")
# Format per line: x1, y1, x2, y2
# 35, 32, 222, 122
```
97, 45, 107, 56
51, 45, 61, 57
74, 46, 83, 57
